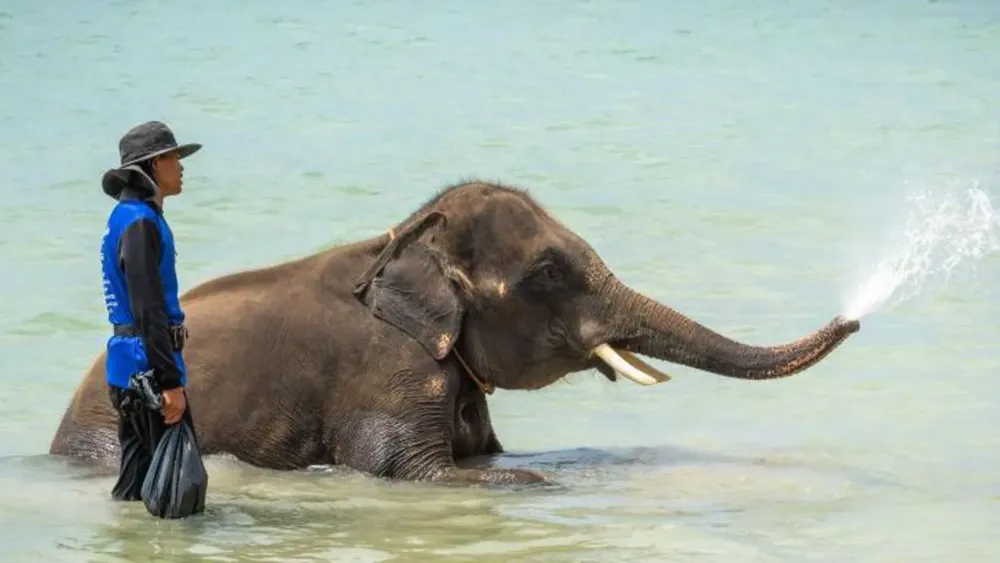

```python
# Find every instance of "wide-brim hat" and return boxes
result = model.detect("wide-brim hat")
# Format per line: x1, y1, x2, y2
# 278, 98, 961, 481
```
117, 120, 201, 168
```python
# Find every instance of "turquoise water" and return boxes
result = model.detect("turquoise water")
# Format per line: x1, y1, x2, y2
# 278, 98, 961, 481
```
2, 0, 1000, 560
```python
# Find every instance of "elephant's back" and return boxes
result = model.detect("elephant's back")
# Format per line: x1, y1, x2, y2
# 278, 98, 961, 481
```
45, 279, 282, 461
174, 273, 344, 465
48, 241, 380, 466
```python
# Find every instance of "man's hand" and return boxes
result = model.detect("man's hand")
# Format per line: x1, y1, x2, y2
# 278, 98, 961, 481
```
161, 387, 186, 425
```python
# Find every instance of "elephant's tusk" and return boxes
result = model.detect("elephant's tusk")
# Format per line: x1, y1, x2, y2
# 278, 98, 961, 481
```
616, 349, 672, 383
592, 344, 672, 386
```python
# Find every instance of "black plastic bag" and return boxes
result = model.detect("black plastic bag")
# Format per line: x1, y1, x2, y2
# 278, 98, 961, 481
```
140, 418, 208, 519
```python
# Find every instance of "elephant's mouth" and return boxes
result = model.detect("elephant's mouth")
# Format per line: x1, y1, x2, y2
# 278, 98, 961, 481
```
589, 344, 671, 386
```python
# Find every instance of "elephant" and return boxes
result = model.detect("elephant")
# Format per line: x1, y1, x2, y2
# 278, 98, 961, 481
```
48, 180, 860, 485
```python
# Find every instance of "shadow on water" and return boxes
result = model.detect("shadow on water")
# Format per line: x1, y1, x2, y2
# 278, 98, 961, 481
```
6, 438, 903, 489
4, 437, 906, 495
463, 443, 902, 491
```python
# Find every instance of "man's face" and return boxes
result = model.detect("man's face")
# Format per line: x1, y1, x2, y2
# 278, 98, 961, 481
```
153, 151, 184, 196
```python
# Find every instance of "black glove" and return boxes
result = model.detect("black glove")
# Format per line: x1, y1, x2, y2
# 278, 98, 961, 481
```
127, 370, 164, 412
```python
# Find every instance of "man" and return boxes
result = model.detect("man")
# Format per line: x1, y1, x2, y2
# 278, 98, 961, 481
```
99, 120, 201, 501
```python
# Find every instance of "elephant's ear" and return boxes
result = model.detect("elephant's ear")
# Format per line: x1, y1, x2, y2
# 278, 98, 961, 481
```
354, 212, 464, 360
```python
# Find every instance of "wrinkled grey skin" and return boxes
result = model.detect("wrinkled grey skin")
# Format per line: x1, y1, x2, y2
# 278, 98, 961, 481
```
49, 181, 860, 485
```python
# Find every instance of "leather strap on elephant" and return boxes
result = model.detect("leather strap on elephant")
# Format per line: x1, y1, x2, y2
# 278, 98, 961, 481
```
453, 348, 495, 395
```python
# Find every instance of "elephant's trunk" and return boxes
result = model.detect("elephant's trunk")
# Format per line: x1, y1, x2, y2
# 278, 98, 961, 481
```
592, 279, 860, 383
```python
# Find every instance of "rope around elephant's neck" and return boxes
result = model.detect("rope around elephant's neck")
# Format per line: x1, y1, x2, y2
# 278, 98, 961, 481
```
454, 349, 495, 395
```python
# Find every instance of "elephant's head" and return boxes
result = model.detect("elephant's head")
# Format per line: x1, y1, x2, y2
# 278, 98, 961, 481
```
353, 182, 859, 392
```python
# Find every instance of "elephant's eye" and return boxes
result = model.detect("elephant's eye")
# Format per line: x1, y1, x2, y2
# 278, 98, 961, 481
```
536, 262, 563, 284
525, 248, 571, 291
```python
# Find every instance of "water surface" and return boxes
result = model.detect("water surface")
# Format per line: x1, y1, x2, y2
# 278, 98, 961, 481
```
1, 0, 999, 561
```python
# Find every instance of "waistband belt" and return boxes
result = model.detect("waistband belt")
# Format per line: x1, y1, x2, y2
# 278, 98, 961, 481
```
112, 324, 137, 337
112, 323, 188, 352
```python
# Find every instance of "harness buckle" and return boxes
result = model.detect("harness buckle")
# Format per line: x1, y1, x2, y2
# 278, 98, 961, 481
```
169, 324, 189, 352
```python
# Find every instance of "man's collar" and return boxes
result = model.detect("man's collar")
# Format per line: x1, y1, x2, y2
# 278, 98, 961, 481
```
116, 164, 163, 215
118, 186, 163, 215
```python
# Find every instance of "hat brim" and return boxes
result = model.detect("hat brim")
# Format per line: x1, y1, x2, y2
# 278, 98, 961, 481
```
119, 143, 202, 168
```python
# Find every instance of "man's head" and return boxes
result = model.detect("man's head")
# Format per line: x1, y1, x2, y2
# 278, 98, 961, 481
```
147, 150, 184, 196
103, 120, 201, 201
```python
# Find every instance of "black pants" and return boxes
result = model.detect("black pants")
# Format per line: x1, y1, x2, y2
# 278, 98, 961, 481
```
107, 385, 197, 501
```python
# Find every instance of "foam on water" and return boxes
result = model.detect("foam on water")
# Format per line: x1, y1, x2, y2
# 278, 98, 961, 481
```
841, 182, 1000, 320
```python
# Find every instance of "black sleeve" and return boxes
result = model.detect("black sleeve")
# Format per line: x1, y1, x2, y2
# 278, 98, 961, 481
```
118, 218, 183, 389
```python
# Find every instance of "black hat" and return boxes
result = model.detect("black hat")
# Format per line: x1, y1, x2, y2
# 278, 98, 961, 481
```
117, 120, 201, 168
